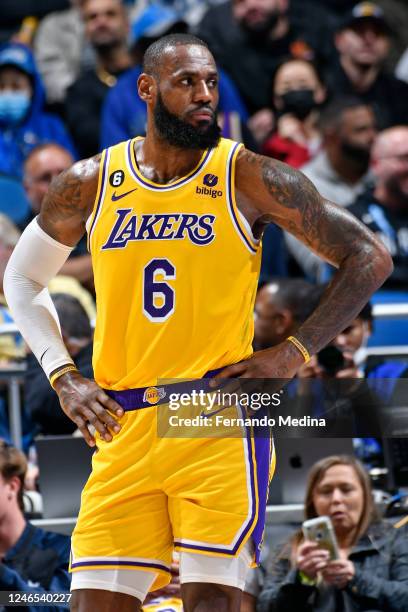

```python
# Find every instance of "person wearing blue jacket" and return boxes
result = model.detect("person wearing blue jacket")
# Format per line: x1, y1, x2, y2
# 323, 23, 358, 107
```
0, 43, 76, 178
0, 439, 71, 611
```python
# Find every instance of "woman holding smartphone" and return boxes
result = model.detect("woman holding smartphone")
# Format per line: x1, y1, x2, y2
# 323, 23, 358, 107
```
257, 455, 408, 611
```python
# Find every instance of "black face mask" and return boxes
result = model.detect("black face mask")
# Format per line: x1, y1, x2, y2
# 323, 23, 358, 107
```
340, 141, 371, 166
280, 89, 317, 120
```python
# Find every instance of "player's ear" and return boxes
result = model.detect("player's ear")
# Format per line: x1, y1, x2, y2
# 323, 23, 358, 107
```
138, 73, 156, 103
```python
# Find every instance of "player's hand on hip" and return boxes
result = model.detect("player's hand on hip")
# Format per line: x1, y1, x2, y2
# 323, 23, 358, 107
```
53, 370, 124, 447
211, 342, 305, 383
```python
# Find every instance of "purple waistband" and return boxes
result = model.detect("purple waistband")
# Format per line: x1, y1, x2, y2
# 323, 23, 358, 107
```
104, 367, 223, 411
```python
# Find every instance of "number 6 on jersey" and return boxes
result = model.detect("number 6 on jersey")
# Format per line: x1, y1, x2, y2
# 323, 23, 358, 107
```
143, 258, 176, 322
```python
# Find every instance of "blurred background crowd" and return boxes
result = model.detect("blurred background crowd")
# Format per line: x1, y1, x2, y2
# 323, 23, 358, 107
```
0, 0, 407, 610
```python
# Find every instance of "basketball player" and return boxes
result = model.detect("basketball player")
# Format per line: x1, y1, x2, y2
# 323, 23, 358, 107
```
4, 34, 391, 612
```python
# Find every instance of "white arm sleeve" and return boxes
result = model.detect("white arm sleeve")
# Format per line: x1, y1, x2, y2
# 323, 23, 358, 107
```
4, 218, 76, 378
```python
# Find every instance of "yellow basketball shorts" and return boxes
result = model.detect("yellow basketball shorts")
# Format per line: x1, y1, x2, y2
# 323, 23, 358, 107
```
70, 400, 275, 591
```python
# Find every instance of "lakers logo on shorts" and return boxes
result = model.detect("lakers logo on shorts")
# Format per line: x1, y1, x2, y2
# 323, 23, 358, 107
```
143, 387, 166, 405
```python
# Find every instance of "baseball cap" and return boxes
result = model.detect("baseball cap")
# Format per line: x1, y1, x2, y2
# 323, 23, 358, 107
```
338, 2, 391, 34
0, 43, 36, 77
131, 4, 187, 45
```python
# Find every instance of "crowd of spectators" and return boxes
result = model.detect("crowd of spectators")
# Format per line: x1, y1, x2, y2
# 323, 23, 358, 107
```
0, 0, 407, 610
0, 0, 407, 286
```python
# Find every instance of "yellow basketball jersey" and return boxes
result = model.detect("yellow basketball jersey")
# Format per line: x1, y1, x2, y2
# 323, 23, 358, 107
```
87, 137, 261, 389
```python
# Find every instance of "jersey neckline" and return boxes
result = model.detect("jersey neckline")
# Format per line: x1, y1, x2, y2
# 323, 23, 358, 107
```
126, 137, 213, 191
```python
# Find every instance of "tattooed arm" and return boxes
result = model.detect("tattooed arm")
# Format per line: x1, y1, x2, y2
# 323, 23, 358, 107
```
38, 154, 101, 244
4, 156, 124, 446
214, 149, 392, 380
37, 158, 98, 289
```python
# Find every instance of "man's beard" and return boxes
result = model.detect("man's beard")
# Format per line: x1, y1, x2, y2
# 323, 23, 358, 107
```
92, 35, 121, 54
385, 175, 408, 209
153, 93, 221, 150
240, 9, 281, 37
341, 141, 371, 167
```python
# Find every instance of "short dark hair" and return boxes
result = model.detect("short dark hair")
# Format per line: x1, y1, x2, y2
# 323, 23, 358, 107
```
358, 300, 373, 322
271, 56, 326, 97
0, 439, 27, 512
263, 278, 315, 323
52, 293, 92, 339
142, 33, 209, 78
23, 142, 73, 170
319, 95, 371, 133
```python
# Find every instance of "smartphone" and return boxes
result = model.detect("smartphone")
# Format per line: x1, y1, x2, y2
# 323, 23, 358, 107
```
302, 516, 340, 560
317, 345, 345, 375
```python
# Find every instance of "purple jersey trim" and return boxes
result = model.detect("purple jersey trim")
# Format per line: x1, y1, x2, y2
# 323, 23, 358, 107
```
88, 149, 109, 242
226, 142, 257, 254
127, 140, 212, 190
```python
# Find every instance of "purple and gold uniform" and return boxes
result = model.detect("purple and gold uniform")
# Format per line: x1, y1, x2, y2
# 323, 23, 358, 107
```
70, 137, 275, 590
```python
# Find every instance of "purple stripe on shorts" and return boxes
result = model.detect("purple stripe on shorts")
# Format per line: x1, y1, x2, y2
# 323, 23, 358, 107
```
71, 560, 170, 573
104, 367, 223, 411
251, 418, 273, 563
174, 406, 258, 556
174, 407, 272, 563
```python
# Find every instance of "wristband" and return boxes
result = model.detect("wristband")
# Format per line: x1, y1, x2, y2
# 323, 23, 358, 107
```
50, 365, 78, 389
287, 336, 311, 363
298, 571, 316, 586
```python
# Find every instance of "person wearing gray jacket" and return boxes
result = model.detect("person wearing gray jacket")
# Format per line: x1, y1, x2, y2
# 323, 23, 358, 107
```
257, 455, 408, 612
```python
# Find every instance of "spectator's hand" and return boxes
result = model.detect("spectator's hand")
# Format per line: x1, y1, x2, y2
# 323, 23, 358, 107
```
247, 109, 274, 144
334, 352, 363, 379
321, 558, 355, 589
297, 355, 323, 379
296, 541, 330, 579
53, 371, 124, 447
277, 114, 306, 144
296, 355, 323, 396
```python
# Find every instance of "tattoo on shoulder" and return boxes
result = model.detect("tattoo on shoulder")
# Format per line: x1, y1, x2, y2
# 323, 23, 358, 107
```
241, 149, 259, 166
41, 155, 101, 224
240, 149, 374, 263
261, 155, 320, 211
240, 148, 320, 209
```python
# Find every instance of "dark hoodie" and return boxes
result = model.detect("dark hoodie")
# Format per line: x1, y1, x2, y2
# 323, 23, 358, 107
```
0, 42, 76, 178
348, 189, 408, 290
